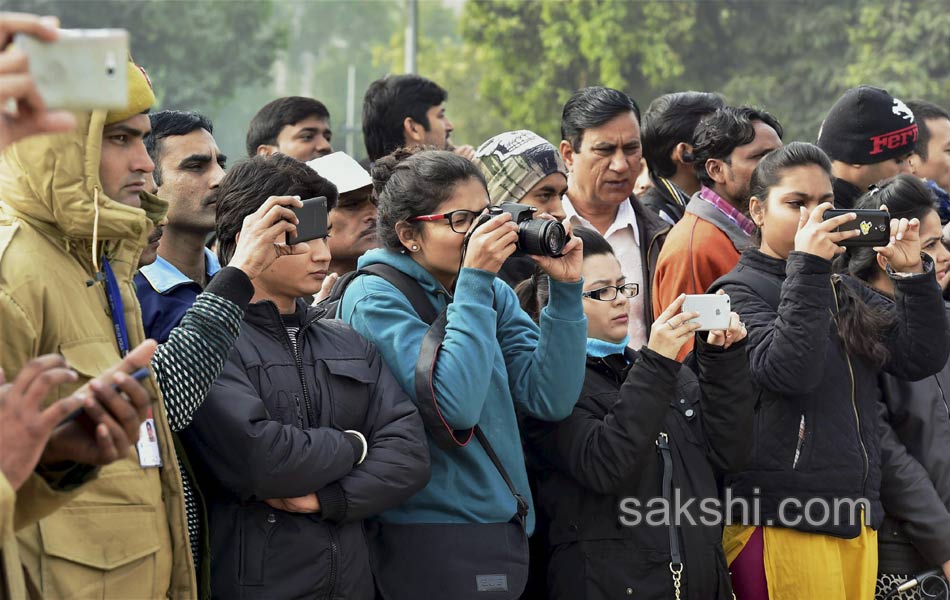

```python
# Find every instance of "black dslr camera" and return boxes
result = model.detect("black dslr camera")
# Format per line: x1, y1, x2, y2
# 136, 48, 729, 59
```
486, 202, 569, 257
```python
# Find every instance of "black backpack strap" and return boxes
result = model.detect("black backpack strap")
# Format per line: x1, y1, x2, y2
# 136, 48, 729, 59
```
342, 263, 475, 451
474, 425, 529, 529
358, 264, 440, 324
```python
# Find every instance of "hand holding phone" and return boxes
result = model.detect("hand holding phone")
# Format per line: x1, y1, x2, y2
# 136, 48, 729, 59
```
15, 28, 128, 110
287, 196, 328, 245
795, 202, 859, 260
682, 294, 732, 331
41, 340, 157, 466
822, 208, 890, 247
0, 13, 76, 151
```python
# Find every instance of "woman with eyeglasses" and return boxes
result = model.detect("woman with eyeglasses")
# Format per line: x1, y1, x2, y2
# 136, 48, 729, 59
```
517, 226, 755, 600
338, 147, 588, 599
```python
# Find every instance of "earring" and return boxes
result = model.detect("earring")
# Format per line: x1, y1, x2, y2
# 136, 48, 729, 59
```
411, 245, 419, 252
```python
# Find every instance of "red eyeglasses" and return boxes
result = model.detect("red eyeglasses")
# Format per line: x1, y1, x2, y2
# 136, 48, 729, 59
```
407, 209, 483, 234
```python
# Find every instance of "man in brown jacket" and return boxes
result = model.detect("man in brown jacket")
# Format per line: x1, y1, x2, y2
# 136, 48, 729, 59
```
0, 49, 197, 597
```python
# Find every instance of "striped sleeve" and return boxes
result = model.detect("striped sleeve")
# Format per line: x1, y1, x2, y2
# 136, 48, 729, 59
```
152, 267, 253, 431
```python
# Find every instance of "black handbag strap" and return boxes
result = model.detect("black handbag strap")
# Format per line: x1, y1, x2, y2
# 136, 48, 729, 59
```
414, 309, 476, 450
657, 432, 684, 598
474, 426, 529, 528
350, 264, 526, 526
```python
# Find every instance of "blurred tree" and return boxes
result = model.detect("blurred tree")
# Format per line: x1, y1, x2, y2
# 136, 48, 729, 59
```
373, 0, 509, 151
277, 0, 401, 159
460, 0, 950, 144
5, 0, 287, 112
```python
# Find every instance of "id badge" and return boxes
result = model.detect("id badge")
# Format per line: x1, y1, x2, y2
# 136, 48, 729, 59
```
136, 408, 163, 468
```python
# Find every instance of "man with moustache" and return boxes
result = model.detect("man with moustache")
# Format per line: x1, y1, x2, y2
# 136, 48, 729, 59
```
136, 110, 226, 343
559, 86, 669, 349
651, 106, 783, 359
308, 151, 378, 280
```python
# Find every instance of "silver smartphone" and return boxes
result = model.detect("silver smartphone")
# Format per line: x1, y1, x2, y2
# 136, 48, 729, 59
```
15, 29, 129, 110
682, 294, 731, 331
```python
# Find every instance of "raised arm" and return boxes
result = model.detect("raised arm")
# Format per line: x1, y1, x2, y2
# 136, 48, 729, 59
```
152, 267, 252, 431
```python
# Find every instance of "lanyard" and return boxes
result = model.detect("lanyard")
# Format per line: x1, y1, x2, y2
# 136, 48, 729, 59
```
101, 257, 130, 357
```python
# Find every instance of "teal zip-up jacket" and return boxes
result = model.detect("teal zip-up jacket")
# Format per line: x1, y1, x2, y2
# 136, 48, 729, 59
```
340, 248, 587, 533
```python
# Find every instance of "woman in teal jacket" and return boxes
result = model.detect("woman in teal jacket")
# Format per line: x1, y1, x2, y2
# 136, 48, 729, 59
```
339, 147, 587, 598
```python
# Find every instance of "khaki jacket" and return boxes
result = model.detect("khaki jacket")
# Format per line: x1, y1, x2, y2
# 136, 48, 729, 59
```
1, 474, 24, 600
0, 111, 197, 599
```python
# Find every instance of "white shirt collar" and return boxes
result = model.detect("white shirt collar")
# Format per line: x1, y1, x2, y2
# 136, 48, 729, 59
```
562, 194, 640, 246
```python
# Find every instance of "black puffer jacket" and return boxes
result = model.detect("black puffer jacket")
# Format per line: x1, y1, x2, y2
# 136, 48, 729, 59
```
878, 300, 950, 574
181, 299, 430, 599
712, 249, 949, 538
525, 335, 755, 600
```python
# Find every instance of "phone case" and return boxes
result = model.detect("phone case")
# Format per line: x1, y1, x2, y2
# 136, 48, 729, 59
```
682, 294, 731, 331
16, 29, 129, 110
823, 209, 890, 247
287, 196, 328, 244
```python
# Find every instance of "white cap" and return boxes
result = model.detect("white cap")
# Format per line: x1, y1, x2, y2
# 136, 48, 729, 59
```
307, 151, 372, 195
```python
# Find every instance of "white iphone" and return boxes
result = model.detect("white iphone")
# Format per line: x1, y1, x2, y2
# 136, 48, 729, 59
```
682, 294, 731, 331
15, 29, 129, 111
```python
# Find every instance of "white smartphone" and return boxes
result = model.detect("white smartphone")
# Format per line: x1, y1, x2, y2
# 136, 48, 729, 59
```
15, 29, 129, 111
682, 294, 731, 331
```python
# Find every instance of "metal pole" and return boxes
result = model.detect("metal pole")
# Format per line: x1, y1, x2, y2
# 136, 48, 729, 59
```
345, 64, 356, 156
404, 0, 417, 74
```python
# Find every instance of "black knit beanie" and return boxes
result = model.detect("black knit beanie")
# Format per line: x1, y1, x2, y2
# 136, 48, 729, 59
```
817, 85, 918, 165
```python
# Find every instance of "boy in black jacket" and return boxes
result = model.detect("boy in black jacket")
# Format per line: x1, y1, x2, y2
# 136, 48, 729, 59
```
181, 155, 430, 599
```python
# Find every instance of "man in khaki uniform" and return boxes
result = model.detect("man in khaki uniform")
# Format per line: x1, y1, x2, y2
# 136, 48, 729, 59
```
0, 56, 196, 597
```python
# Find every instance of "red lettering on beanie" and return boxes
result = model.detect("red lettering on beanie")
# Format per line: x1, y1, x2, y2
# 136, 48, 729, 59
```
869, 124, 918, 155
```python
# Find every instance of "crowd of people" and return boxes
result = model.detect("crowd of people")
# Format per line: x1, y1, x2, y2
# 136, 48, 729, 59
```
2, 11, 950, 600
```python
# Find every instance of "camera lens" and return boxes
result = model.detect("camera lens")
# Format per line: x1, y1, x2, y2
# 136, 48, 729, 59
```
518, 220, 568, 257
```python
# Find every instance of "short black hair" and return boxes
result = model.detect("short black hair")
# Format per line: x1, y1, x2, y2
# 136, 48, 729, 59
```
246, 96, 331, 156
362, 74, 448, 161
560, 87, 641, 152
146, 110, 214, 186
908, 100, 950, 161
641, 92, 725, 179
692, 106, 784, 188
215, 154, 338, 265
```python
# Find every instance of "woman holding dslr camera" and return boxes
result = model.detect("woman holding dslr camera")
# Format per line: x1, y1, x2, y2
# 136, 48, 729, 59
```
339, 147, 587, 599
715, 143, 949, 599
